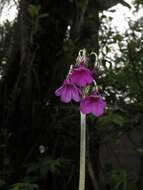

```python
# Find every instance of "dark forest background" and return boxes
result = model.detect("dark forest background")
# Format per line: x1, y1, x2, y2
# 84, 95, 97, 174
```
0, 0, 143, 189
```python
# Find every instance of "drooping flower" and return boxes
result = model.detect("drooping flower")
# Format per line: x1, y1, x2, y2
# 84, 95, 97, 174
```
55, 78, 81, 103
70, 64, 93, 87
80, 91, 106, 117
92, 66, 97, 76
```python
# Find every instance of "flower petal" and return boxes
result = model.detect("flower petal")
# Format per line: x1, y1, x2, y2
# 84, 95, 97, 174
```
91, 101, 104, 116
71, 73, 81, 85
90, 96, 106, 117
70, 65, 93, 87
72, 87, 80, 102
98, 96, 106, 109
84, 72, 93, 84
55, 86, 64, 96
80, 97, 91, 114
61, 86, 72, 103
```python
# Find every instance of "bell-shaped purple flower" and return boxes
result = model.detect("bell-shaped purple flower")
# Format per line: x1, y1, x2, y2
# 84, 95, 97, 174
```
80, 91, 106, 117
70, 64, 93, 87
55, 78, 81, 103
92, 66, 97, 77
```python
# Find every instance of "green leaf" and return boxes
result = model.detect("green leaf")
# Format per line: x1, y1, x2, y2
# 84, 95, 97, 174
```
113, 34, 122, 42
28, 5, 40, 18
11, 183, 38, 190
40, 159, 61, 177
26, 163, 39, 173
38, 13, 49, 19
112, 114, 125, 127
98, 113, 125, 127
26, 158, 61, 177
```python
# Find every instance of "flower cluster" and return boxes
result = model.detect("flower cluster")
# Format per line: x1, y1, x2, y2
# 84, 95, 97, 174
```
55, 51, 106, 117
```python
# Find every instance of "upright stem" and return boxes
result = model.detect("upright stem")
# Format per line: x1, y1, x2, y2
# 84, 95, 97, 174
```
79, 112, 86, 190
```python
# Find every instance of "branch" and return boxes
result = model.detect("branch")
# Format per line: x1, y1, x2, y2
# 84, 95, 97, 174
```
71, 0, 89, 42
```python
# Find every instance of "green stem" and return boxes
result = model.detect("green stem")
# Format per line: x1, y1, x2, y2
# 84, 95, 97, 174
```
79, 112, 86, 190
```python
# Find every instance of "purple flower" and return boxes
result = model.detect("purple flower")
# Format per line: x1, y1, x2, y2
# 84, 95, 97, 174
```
55, 78, 81, 103
80, 91, 106, 117
93, 67, 97, 76
70, 64, 93, 87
